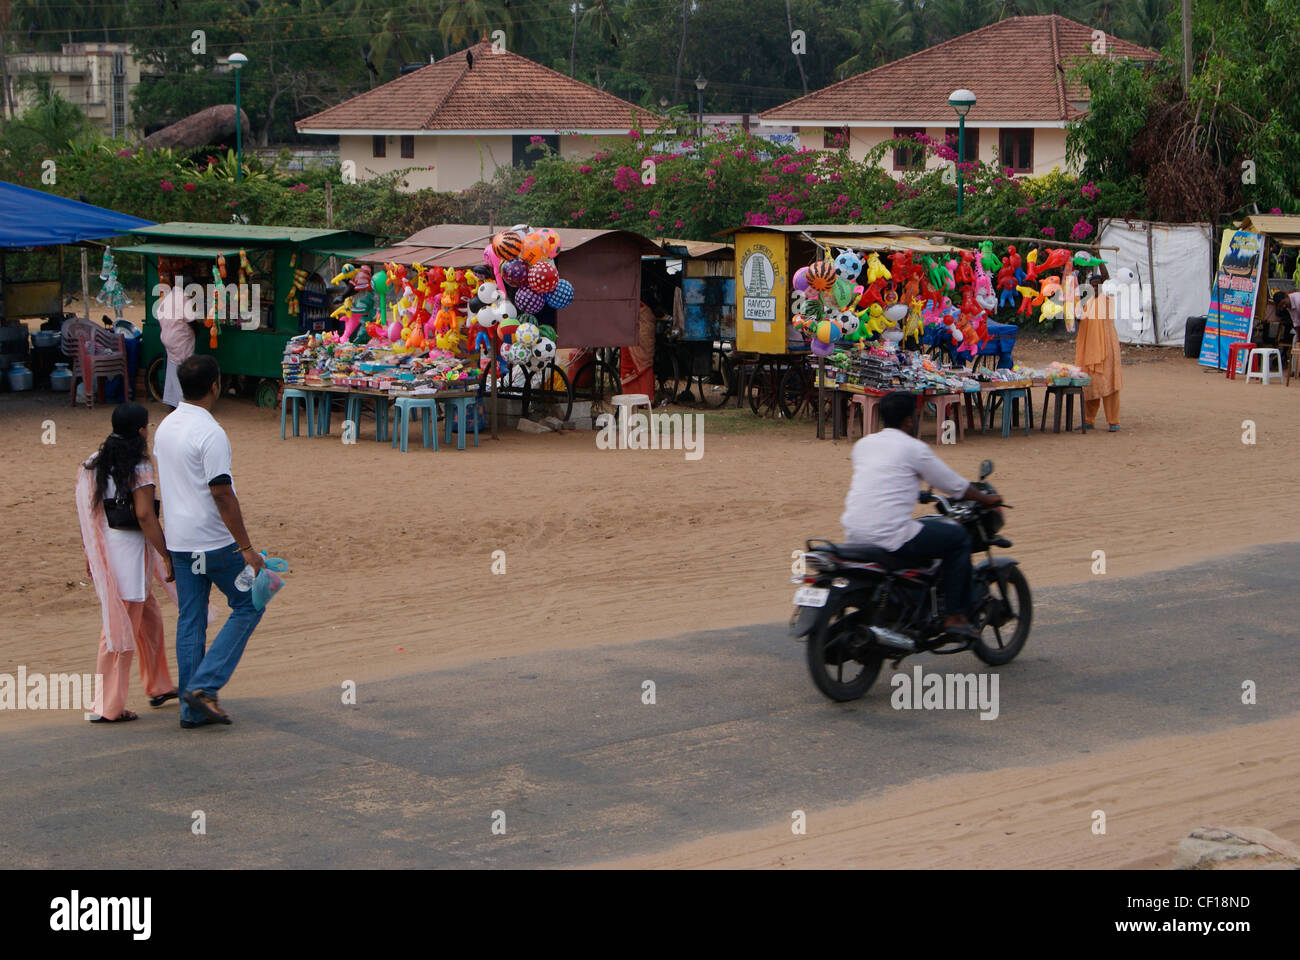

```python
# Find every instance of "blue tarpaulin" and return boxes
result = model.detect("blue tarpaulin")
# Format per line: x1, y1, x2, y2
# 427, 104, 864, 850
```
0, 180, 153, 248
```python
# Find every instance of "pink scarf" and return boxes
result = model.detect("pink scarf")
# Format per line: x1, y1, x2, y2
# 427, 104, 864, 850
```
75, 459, 187, 653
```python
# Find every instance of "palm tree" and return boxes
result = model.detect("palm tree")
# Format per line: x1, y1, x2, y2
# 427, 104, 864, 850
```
836, 1, 912, 79
1118, 0, 1173, 50
438, 0, 511, 48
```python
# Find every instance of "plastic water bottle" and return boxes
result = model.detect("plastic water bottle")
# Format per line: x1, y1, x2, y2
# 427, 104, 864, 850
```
234, 564, 256, 592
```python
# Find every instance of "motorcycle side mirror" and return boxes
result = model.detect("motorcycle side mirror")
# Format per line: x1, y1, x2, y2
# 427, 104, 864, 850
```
979, 459, 994, 480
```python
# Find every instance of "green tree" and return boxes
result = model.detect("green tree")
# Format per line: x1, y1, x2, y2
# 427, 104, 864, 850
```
835, 0, 912, 79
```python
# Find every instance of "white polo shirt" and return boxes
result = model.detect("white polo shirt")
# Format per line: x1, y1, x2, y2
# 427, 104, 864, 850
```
840, 428, 970, 551
153, 401, 236, 553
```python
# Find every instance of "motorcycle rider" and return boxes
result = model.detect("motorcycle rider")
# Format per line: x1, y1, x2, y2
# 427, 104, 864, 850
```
840, 391, 1002, 639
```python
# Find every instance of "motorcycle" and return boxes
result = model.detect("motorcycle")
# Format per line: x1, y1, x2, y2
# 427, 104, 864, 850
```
790, 459, 1032, 702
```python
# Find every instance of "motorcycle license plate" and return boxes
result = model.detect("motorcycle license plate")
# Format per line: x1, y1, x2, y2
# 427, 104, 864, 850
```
793, 586, 829, 608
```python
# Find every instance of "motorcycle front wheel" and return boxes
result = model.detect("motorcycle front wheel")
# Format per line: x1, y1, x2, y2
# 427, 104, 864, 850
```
807, 599, 885, 702
973, 565, 1032, 665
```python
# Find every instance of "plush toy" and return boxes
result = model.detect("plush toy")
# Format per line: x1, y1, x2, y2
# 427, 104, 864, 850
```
973, 261, 998, 313
1073, 251, 1108, 269
996, 262, 1019, 308
1005, 245, 1023, 282
903, 298, 925, 345
923, 256, 950, 292
954, 251, 975, 286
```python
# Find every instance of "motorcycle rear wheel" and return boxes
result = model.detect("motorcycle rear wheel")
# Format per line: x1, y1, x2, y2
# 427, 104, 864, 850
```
973, 565, 1032, 665
807, 601, 885, 702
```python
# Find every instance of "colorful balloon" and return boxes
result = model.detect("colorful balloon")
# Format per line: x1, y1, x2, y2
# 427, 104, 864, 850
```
537, 228, 562, 259
501, 258, 528, 286
515, 287, 545, 314
807, 260, 836, 291
544, 278, 574, 309
520, 232, 547, 265
792, 266, 812, 292
492, 230, 524, 261
527, 259, 560, 294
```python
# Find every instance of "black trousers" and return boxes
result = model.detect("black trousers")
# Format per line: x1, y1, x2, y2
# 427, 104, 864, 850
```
890, 516, 972, 616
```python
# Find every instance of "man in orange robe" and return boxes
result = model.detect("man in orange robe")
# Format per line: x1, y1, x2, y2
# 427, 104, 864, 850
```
1075, 269, 1122, 431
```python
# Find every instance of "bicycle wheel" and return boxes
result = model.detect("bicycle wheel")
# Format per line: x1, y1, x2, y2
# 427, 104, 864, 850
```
146, 356, 166, 402
654, 351, 682, 406
749, 360, 780, 416
522, 362, 573, 422
778, 361, 811, 420
696, 348, 732, 409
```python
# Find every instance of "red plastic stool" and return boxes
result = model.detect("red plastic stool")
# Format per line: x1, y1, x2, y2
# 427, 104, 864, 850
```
1226, 341, 1254, 380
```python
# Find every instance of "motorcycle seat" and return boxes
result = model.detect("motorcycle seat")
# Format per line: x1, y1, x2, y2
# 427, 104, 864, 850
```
828, 543, 935, 571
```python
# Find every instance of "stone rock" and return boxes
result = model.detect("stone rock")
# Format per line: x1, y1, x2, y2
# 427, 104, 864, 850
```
540, 416, 565, 431
1173, 826, 1300, 870
516, 418, 553, 434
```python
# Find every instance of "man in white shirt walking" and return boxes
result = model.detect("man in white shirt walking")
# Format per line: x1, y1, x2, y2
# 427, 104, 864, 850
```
153, 355, 265, 728
840, 392, 1001, 638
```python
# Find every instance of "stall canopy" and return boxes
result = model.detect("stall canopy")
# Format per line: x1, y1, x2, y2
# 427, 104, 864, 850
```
1238, 214, 1300, 244
1097, 219, 1214, 347
358, 224, 662, 348
125, 221, 380, 255
0, 180, 153, 248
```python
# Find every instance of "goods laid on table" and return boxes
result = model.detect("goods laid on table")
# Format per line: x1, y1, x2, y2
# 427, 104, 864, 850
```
790, 243, 1108, 360
282, 334, 476, 395
325, 226, 575, 386
819, 346, 1037, 395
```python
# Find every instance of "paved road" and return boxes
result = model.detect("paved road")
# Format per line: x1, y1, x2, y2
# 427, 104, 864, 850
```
2, 544, 1297, 868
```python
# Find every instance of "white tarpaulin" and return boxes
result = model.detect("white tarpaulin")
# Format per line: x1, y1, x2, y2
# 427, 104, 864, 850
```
1098, 219, 1215, 345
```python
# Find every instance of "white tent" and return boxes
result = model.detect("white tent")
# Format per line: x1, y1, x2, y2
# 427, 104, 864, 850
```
1097, 219, 1215, 346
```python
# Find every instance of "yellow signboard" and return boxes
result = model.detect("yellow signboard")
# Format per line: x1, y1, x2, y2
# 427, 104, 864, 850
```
734, 231, 788, 353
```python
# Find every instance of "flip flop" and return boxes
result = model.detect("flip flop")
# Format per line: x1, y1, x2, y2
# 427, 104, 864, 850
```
1108, 424, 1120, 432
149, 691, 178, 707
89, 710, 138, 723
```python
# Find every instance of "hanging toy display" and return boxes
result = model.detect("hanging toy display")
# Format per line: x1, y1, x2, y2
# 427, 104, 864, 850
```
95, 249, 131, 320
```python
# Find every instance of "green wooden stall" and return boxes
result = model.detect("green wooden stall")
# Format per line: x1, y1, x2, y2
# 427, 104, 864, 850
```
117, 222, 381, 406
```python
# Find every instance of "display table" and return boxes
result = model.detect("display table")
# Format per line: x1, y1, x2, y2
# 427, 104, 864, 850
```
293, 384, 478, 449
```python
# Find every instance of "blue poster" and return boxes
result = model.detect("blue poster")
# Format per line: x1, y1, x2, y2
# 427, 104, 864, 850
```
1199, 230, 1264, 371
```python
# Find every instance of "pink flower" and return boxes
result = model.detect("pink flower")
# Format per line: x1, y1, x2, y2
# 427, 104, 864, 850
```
804, 173, 819, 184
1070, 218, 1093, 240
624, 201, 634, 209
516, 175, 536, 194
781, 163, 799, 174
1041, 226, 1056, 238
881, 200, 894, 211
744, 211, 771, 226
648, 209, 660, 219
160, 180, 174, 191
1081, 180, 1100, 200
628, 129, 641, 140
117, 149, 132, 158
849, 207, 861, 219
612, 165, 639, 192
1015, 207, 1029, 215
529, 135, 545, 145
1271, 207, 1283, 215
785, 208, 804, 224
1003, 167, 1015, 177
289, 183, 308, 193
674, 219, 684, 229
578, 165, 592, 174
183, 182, 196, 192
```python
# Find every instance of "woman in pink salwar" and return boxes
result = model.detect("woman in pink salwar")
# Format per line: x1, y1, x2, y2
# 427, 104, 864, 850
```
76, 403, 178, 722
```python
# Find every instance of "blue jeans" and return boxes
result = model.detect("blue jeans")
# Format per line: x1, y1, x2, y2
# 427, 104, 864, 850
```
890, 516, 973, 617
171, 543, 264, 722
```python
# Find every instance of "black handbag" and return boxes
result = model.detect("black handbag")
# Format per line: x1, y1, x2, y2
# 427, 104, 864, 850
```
104, 496, 159, 531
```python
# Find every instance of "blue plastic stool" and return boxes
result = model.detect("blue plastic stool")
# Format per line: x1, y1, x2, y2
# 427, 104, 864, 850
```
344, 394, 392, 442
315, 391, 335, 435
391, 396, 438, 452
281, 388, 316, 438
440, 396, 481, 450
986, 387, 1031, 438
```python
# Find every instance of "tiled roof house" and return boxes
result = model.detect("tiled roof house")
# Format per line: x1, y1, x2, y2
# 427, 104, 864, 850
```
297, 42, 657, 192
759, 15, 1161, 177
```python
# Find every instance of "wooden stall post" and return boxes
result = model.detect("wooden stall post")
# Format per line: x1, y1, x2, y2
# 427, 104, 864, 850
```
490, 338, 499, 439
80, 248, 90, 324
816, 354, 826, 439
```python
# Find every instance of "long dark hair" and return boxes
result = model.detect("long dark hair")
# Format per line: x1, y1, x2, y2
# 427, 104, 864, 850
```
89, 403, 150, 506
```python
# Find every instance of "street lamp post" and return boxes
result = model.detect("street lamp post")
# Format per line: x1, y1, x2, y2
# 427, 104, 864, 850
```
948, 88, 976, 216
229, 52, 248, 185
695, 74, 707, 137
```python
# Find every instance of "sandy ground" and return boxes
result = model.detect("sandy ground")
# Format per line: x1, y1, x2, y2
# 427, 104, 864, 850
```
3, 331, 1298, 866
602, 713, 1300, 869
